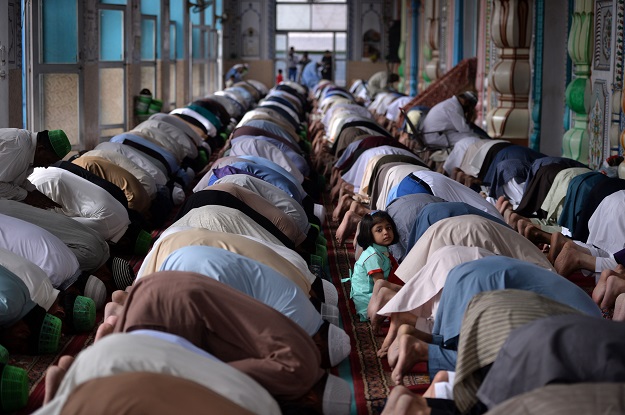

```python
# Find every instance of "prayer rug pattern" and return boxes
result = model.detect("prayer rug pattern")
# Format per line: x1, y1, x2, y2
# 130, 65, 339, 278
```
322, 194, 430, 415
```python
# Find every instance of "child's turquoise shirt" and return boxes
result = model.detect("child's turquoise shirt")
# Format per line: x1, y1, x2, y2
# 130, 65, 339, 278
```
348, 243, 392, 321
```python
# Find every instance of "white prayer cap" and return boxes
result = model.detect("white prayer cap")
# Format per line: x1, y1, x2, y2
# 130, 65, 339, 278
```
328, 324, 351, 367
321, 303, 340, 327
322, 374, 351, 415
84, 275, 107, 310
321, 279, 338, 306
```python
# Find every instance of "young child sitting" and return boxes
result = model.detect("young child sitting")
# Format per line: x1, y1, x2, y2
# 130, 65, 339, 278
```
347, 210, 401, 321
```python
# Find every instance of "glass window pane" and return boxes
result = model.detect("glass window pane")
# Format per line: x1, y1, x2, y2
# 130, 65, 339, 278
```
192, 27, 201, 59
42, 0, 78, 63
208, 30, 217, 59
311, 5, 347, 31
170, 23, 177, 60
100, 128, 125, 139
100, 9, 124, 61
204, 30, 209, 59
215, 0, 224, 30
99, 67, 125, 125
334, 60, 346, 87
141, 1, 159, 15
141, 18, 156, 60
141, 65, 156, 97
140, 2, 161, 58
335, 32, 346, 52
190, 9, 200, 25
276, 34, 287, 54
205, 3, 214, 26
41, 73, 79, 146
100, 0, 126, 4
277, 5, 311, 30
170, 63, 177, 108
288, 32, 333, 52
170, 2, 184, 60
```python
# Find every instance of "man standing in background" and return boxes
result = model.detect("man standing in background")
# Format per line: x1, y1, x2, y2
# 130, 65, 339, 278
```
287, 47, 299, 82
298, 52, 311, 84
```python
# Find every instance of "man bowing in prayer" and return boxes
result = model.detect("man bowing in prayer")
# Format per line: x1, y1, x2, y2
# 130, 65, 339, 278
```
0, 128, 71, 209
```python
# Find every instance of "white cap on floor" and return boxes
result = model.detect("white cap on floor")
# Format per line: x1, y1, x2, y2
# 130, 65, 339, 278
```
172, 183, 186, 206
321, 279, 338, 306
314, 203, 326, 226
322, 374, 351, 415
84, 275, 107, 310
328, 324, 351, 367
321, 303, 340, 326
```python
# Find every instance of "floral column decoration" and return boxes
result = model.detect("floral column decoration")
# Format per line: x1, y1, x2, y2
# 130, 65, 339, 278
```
424, 0, 440, 83
486, 0, 533, 145
562, 0, 593, 162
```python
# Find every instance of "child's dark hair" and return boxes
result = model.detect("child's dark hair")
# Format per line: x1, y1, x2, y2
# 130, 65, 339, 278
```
356, 210, 399, 248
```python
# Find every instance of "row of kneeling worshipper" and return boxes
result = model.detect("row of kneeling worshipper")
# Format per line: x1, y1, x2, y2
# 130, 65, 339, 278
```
4, 79, 355, 415
308, 79, 625, 414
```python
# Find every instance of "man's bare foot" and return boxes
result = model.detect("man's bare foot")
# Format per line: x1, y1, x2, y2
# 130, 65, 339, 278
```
387, 324, 432, 368
349, 200, 370, 217
95, 315, 118, 342
330, 169, 341, 188
613, 293, 625, 321
329, 182, 343, 202
337, 183, 354, 204
378, 312, 418, 358
423, 371, 449, 398
104, 301, 124, 321
454, 171, 466, 183
335, 210, 361, 246
44, 355, 75, 403
599, 274, 625, 309
464, 176, 481, 188
548, 232, 569, 264
592, 270, 610, 306
495, 196, 508, 213
332, 194, 353, 222
381, 385, 431, 415
553, 242, 581, 277
112, 289, 129, 305
504, 211, 525, 230
390, 333, 429, 385
518, 220, 551, 245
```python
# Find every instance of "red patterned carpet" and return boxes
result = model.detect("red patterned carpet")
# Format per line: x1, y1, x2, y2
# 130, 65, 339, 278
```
10, 178, 430, 415
321, 193, 430, 415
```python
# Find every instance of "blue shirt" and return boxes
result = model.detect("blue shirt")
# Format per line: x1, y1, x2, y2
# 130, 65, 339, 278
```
349, 243, 392, 321
408, 202, 510, 251
0, 264, 37, 327
432, 256, 602, 351
301, 61, 321, 90
221, 161, 305, 204
159, 245, 324, 336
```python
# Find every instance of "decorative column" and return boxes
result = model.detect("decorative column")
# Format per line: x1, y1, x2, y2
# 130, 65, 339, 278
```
410, 0, 421, 95
529, 0, 544, 151
611, 1, 624, 157
424, 0, 440, 83
562, 0, 593, 162
485, 0, 533, 145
